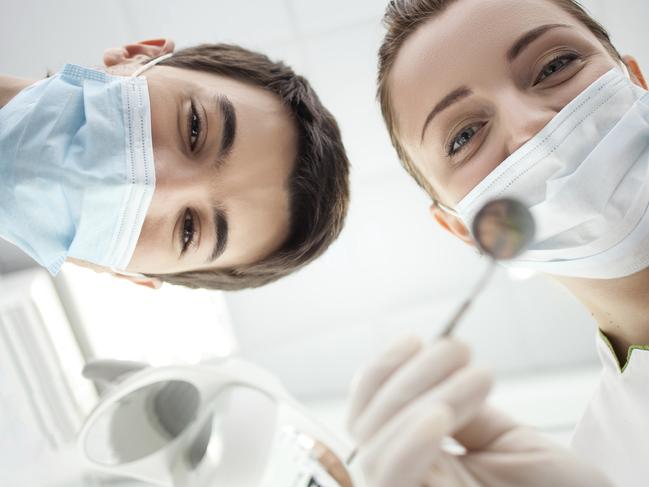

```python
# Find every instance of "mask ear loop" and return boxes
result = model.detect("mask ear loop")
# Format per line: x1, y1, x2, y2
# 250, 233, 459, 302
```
433, 199, 483, 255
621, 59, 649, 90
131, 52, 174, 78
433, 199, 461, 218
620, 61, 631, 79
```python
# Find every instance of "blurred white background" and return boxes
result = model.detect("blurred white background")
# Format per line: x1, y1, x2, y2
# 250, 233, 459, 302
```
1, 0, 648, 485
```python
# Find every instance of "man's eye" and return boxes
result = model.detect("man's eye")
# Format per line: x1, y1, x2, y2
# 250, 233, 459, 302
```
447, 122, 484, 156
535, 53, 578, 85
181, 209, 195, 253
189, 102, 201, 151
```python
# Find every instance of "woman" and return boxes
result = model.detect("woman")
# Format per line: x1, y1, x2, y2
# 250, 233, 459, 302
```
348, 0, 648, 485
0, 39, 350, 291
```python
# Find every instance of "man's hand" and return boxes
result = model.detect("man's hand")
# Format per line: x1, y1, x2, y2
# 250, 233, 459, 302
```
347, 336, 612, 487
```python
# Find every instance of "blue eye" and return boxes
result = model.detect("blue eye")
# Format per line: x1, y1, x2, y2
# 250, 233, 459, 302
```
535, 53, 578, 85
448, 123, 484, 156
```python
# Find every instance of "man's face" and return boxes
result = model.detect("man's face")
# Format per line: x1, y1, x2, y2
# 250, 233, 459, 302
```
106, 60, 297, 276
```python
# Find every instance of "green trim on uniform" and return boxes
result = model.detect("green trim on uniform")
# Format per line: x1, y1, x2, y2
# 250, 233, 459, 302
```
599, 329, 649, 373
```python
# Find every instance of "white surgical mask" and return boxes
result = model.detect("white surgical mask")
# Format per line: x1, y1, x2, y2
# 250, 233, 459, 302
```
455, 67, 649, 279
0, 53, 171, 275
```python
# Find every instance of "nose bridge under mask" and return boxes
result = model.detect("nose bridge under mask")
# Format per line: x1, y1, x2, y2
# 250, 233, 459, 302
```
496, 88, 557, 156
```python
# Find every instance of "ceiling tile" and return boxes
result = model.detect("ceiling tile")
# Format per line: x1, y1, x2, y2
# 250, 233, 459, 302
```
117, 0, 297, 50
288, 0, 386, 37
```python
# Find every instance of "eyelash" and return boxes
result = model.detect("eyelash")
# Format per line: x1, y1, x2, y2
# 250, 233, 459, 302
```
188, 101, 202, 152
534, 52, 579, 85
446, 53, 579, 157
447, 122, 486, 157
181, 209, 196, 254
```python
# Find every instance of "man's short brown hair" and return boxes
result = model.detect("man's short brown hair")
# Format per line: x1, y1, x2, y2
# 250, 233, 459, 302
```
150, 44, 350, 291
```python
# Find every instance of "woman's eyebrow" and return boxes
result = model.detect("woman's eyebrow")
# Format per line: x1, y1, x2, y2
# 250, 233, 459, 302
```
420, 86, 472, 144
419, 24, 574, 144
507, 23, 572, 62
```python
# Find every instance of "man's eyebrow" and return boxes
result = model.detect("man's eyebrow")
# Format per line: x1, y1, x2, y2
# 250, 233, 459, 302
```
420, 87, 473, 143
216, 95, 237, 165
208, 207, 229, 262
507, 23, 572, 63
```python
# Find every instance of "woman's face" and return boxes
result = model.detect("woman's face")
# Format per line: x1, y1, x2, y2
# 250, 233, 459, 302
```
389, 0, 621, 209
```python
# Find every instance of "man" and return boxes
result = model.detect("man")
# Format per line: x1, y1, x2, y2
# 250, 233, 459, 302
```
0, 38, 350, 290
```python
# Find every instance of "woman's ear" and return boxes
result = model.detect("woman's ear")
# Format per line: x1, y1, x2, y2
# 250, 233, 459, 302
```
623, 55, 648, 90
103, 38, 175, 67
429, 204, 475, 246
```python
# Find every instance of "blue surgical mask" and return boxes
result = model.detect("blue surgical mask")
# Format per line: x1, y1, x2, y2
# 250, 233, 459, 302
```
0, 54, 171, 275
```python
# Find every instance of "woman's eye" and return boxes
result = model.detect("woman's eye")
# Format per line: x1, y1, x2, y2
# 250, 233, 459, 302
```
535, 54, 578, 85
189, 103, 201, 151
448, 123, 484, 156
181, 210, 195, 252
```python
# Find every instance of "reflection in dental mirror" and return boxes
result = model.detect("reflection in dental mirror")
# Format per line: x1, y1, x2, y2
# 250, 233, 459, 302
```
84, 380, 200, 465
472, 198, 536, 261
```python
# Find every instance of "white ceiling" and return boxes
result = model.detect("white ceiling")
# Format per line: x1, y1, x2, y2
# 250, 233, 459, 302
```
1, 0, 648, 400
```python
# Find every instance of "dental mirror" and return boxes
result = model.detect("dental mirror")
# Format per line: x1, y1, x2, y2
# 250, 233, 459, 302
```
346, 198, 535, 467
439, 197, 535, 337
472, 197, 536, 261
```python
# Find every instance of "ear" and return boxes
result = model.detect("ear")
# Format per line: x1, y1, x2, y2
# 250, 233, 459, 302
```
429, 204, 474, 246
103, 38, 175, 67
623, 55, 648, 90
112, 272, 163, 290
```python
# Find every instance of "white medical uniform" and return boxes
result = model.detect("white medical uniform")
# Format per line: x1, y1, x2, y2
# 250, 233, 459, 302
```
571, 332, 649, 487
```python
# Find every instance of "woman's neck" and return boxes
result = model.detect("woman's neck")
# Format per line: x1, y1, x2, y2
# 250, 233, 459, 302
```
0, 75, 34, 108
555, 267, 649, 365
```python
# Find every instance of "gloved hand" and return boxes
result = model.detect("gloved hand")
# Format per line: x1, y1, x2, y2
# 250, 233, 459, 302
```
347, 336, 612, 487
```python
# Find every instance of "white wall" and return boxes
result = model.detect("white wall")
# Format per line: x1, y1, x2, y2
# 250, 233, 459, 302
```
1, 0, 648, 402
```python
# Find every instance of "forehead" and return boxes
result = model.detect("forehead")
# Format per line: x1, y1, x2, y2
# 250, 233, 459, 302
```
389, 0, 594, 141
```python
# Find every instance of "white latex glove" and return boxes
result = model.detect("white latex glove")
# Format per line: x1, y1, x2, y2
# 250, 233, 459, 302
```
347, 336, 612, 487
